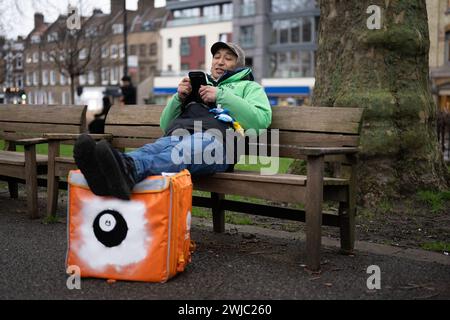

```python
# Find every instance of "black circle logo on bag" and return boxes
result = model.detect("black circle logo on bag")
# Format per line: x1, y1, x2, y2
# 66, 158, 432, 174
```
93, 210, 128, 248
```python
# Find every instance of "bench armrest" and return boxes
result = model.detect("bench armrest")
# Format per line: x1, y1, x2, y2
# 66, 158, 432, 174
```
14, 138, 49, 146
43, 133, 113, 141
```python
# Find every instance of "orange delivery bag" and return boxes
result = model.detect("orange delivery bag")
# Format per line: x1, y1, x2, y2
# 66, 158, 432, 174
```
66, 169, 194, 283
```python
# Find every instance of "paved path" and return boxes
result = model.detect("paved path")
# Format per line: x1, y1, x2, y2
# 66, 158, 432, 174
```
0, 191, 449, 300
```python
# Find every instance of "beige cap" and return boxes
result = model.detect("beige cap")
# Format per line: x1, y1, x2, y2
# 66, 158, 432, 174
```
211, 42, 246, 68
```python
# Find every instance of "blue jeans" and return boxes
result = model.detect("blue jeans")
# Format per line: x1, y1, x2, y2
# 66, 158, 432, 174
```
126, 132, 230, 183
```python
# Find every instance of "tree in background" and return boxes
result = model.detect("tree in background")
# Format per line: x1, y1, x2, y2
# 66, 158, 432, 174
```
305, 0, 449, 206
48, 14, 102, 104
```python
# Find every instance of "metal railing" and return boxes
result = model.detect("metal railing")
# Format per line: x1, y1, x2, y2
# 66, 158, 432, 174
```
167, 14, 232, 27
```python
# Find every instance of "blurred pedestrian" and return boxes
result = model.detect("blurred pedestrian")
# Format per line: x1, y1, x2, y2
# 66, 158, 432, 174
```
120, 75, 137, 105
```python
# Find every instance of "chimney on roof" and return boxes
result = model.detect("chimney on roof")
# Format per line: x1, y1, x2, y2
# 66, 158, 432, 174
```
138, 0, 154, 12
110, 0, 124, 15
34, 13, 44, 29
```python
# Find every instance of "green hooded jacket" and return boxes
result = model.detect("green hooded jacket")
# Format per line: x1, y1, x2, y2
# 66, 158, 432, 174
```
160, 68, 272, 135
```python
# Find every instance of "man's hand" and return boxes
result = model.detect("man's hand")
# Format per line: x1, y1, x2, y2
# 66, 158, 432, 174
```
177, 77, 192, 101
199, 85, 217, 105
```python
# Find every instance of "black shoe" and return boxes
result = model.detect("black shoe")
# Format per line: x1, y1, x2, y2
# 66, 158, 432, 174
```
73, 134, 110, 196
95, 140, 137, 201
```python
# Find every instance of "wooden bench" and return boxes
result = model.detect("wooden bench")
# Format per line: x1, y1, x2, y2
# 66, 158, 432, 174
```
44, 104, 363, 270
0, 104, 87, 218
99, 105, 364, 271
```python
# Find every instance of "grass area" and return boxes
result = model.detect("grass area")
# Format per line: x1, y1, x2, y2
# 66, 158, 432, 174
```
421, 241, 450, 252
0, 140, 74, 157
417, 190, 450, 214
235, 156, 294, 174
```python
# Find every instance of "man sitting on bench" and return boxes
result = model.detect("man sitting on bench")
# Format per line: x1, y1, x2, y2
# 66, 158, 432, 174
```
74, 42, 272, 200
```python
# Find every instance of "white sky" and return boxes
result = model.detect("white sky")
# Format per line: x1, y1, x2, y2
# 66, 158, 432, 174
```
4, 0, 166, 39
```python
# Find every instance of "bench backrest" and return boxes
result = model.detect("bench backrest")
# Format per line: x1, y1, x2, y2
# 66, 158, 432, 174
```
0, 104, 88, 140
104, 105, 364, 157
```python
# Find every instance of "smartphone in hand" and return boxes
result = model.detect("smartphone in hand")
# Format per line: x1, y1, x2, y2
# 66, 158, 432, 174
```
188, 71, 207, 103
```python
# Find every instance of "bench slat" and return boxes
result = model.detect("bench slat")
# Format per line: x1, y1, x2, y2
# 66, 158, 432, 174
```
0, 122, 83, 135
193, 178, 307, 204
271, 106, 364, 134
106, 105, 165, 125
0, 105, 87, 124
0, 151, 48, 165
278, 131, 359, 148
105, 125, 163, 139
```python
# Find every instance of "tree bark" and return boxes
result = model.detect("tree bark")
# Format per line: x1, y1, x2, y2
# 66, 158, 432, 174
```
311, 0, 449, 206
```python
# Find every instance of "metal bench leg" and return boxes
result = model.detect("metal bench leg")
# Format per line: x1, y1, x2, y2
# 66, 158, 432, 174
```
47, 141, 60, 218
8, 180, 18, 199
211, 192, 225, 233
24, 145, 39, 219
305, 155, 324, 271
340, 154, 357, 254
339, 201, 355, 254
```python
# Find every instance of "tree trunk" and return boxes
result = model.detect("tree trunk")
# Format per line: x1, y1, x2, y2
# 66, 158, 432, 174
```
70, 75, 75, 105
310, 0, 449, 206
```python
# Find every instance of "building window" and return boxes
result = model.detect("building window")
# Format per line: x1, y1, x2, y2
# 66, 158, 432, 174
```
42, 70, 49, 86
130, 45, 137, 55
271, 0, 317, 13
16, 75, 23, 88
219, 33, 228, 42
168, 38, 172, 48
239, 26, 255, 48
60, 72, 66, 85
222, 3, 233, 17
50, 70, 57, 85
16, 54, 23, 69
112, 24, 124, 34
174, 8, 200, 18
167, 64, 172, 72
101, 67, 109, 85
28, 92, 33, 104
180, 38, 190, 56
204, 5, 220, 17
241, 0, 256, 16
199, 36, 205, 48
31, 35, 40, 44
272, 18, 316, 45
181, 63, 190, 71
26, 73, 32, 86
79, 48, 87, 60
302, 17, 313, 43
41, 51, 47, 62
48, 91, 54, 105
79, 74, 86, 85
110, 67, 119, 85
47, 32, 58, 42
26, 54, 32, 63
270, 50, 315, 78
101, 46, 109, 58
119, 44, 125, 58
139, 44, 147, 56
150, 43, 157, 56
62, 91, 69, 105
88, 70, 95, 85
33, 52, 39, 63
111, 45, 118, 59
49, 50, 55, 62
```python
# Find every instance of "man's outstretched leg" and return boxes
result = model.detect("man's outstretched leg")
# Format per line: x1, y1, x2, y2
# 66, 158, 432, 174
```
74, 134, 110, 196
95, 140, 138, 200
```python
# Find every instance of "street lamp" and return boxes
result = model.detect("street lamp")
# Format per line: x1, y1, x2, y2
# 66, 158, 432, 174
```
123, 0, 128, 77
